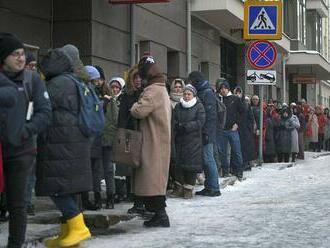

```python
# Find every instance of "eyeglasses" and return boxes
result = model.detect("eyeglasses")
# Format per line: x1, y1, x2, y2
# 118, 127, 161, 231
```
10, 51, 25, 59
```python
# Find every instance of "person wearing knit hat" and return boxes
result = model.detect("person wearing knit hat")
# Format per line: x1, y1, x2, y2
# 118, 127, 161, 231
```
137, 53, 156, 81
183, 84, 197, 97
84, 65, 100, 81
94, 65, 105, 81
186, 71, 220, 197
0, 33, 52, 248
217, 77, 245, 180
0, 33, 24, 65
170, 83, 205, 199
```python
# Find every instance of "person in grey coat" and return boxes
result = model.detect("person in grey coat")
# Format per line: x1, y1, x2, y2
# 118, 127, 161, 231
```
274, 107, 295, 163
290, 108, 301, 162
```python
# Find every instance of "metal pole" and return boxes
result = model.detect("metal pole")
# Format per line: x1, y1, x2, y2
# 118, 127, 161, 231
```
258, 85, 264, 166
186, 0, 192, 73
130, 4, 135, 66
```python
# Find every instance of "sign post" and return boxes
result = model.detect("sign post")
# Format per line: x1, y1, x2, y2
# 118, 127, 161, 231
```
259, 86, 264, 166
244, 1, 282, 166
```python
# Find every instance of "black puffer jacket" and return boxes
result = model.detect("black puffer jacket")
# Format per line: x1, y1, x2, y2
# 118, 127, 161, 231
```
36, 48, 92, 196
0, 70, 51, 158
173, 99, 205, 172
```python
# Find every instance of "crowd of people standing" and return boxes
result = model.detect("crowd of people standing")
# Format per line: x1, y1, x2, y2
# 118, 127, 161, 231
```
1, 32, 330, 248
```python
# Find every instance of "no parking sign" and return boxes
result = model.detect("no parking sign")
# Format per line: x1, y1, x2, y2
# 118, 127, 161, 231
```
247, 40, 277, 69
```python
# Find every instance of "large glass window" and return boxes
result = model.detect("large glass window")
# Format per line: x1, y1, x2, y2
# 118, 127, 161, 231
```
297, 0, 306, 45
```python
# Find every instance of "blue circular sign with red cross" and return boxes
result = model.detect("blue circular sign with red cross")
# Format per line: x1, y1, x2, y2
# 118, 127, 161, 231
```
247, 40, 277, 69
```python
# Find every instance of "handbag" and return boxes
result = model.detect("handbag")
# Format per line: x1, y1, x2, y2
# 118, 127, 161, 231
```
112, 128, 142, 168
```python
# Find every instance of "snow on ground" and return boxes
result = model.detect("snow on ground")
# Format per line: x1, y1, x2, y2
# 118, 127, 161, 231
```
1, 152, 330, 248
84, 152, 330, 248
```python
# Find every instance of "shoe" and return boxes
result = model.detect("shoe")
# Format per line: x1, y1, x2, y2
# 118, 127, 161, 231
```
143, 210, 170, 228
183, 184, 194, 199
237, 176, 246, 182
105, 195, 114, 209
127, 204, 145, 215
27, 205, 35, 216
58, 213, 91, 247
168, 181, 184, 198
45, 223, 68, 248
82, 192, 99, 211
94, 192, 102, 210
195, 188, 221, 197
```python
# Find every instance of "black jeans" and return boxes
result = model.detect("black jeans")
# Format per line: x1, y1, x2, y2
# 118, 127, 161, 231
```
4, 154, 34, 248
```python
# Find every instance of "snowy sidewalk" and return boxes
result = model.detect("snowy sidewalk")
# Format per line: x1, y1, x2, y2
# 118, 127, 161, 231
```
1, 152, 330, 247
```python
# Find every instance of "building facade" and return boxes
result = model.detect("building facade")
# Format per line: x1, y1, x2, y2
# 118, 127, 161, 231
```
1, 0, 330, 107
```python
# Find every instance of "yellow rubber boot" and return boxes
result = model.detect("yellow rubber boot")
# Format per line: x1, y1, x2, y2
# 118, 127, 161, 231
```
45, 223, 68, 248
58, 213, 91, 247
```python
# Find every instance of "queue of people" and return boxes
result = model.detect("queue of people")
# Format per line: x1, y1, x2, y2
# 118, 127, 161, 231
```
1, 32, 330, 248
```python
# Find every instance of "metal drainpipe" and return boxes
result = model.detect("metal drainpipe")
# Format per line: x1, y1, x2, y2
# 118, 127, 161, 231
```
130, 4, 135, 67
187, 0, 191, 74
50, 0, 54, 48
282, 52, 290, 103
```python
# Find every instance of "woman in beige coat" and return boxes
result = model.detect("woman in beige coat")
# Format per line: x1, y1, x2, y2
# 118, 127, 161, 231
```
130, 55, 171, 228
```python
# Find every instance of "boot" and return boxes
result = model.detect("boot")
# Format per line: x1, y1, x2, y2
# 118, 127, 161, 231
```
81, 192, 98, 211
183, 184, 194, 199
105, 194, 114, 209
94, 192, 102, 210
143, 209, 170, 228
45, 222, 68, 248
168, 181, 184, 198
58, 213, 91, 247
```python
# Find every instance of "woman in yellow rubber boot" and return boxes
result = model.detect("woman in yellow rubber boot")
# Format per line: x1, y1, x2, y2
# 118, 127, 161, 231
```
36, 46, 92, 247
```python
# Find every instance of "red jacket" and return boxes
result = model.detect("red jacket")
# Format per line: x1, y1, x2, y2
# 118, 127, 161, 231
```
317, 114, 327, 134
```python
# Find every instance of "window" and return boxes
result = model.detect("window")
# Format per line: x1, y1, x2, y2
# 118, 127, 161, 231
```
297, 0, 306, 45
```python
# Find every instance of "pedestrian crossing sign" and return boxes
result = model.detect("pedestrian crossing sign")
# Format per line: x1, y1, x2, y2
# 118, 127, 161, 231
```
244, 0, 282, 40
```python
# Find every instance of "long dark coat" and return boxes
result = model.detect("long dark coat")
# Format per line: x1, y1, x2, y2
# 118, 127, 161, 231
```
274, 115, 293, 154
173, 99, 206, 173
36, 49, 92, 196
238, 102, 256, 162
264, 117, 276, 156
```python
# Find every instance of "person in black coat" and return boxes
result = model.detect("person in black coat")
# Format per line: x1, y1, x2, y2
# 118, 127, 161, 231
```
0, 33, 51, 248
188, 71, 220, 197
172, 84, 205, 199
38, 48, 92, 247
217, 79, 245, 180
234, 87, 256, 170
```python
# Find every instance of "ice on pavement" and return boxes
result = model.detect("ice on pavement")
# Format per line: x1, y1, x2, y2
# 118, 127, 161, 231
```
85, 152, 330, 248
1, 152, 329, 248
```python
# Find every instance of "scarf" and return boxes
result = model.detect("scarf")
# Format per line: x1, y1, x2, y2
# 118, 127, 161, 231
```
180, 97, 197, 108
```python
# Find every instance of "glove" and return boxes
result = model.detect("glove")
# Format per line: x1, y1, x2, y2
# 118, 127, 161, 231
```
202, 134, 209, 145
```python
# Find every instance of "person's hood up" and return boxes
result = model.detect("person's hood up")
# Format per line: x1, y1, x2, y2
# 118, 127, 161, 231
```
170, 78, 185, 93
40, 48, 73, 80
61, 44, 89, 82
125, 64, 139, 95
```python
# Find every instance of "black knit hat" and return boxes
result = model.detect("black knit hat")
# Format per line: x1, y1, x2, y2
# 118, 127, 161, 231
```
0, 33, 24, 64
94, 65, 105, 80
188, 71, 205, 85
138, 53, 155, 80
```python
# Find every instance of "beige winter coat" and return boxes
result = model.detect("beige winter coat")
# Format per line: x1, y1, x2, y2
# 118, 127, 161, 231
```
130, 75, 171, 196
